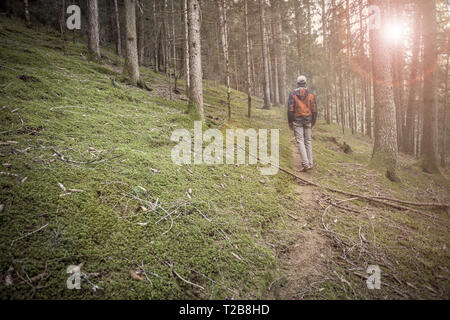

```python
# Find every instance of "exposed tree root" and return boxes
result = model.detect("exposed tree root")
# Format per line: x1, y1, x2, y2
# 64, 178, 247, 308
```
276, 165, 449, 213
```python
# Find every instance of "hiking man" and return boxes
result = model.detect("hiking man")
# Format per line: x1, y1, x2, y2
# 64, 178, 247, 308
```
287, 75, 318, 172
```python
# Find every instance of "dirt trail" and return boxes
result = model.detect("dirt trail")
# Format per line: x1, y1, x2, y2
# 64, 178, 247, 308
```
268, 139, 332, 299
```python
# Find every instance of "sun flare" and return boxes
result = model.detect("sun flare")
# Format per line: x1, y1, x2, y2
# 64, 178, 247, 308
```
384, 20, 410, 43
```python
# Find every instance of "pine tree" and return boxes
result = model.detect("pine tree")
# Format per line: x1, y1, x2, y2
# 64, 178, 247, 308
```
369, 0, 399, 181
87, 0, 101, 60
187, 0, 204, 121
123, 0, 141, 86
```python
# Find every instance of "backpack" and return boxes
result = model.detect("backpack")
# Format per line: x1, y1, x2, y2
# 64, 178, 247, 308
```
289, 88, 315, 119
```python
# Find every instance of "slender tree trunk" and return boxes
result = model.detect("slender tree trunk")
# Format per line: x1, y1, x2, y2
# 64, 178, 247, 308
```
113, 0, 122, 57
187, 0, 204, 121
294, 0, 302, 69
24, 0, 31, 28
346, 0, 353, 134
369, 0, 399, 181
339, 61, 345, 134
269, 17, 279, 104
59, 0, 65, 36
137, 1, 145, 65
153, 1, 159, 72
306, 0, 311, 59
250, 39, 256, 96
321, 0, 330, 124
266, 29, 277, 103
366, 77, 373, 138
259, 0, 271, 109
184, 0, 190, 94
123, 0, 141, 86
420, 0, 439, 173
171, 0, 177, 92
404, 2, 421, 154
352, 79, 357, 133
391, 2, 405, 151
217, 0, 231, 118
274, 1, 286, 106
87, 0, 101, 60
244, 0, 252, 118
441, 51, 449, 167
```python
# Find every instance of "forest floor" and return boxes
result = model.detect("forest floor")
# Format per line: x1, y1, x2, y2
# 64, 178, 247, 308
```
0, 16, 449, 300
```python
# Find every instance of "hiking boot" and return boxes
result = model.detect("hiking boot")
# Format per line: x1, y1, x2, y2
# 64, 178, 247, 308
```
305, 165, 314, 171
299, 166, 308, 172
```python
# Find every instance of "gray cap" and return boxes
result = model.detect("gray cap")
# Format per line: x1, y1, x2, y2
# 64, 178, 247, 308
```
297, 75, 307, 84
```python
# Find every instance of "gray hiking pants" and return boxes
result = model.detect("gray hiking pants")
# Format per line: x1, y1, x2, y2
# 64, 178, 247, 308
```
293, 119, 313, 168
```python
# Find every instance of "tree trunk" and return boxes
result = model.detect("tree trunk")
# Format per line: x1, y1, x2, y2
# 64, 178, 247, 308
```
403, 2, 421, 154
187, 0, 204, 121
339, 61, 345, 134
113, 0, 122, 57
59, 0, 65, 36
441, 51, 449, 167
306, 0, 311, 59
321, 0, 330, 124
274, 1, 286, 106
369, 0, 399, 181
153, 1, 159, 72
184, 0, 190, 95
244, 0, 252, 118
269, 18, 279, 104
171, 0, 177, 93
137, 1, 145, 65
259, 0, 271, 109
391, 2, 405, 151
217, 0, 231, 119
87, 0, 101, 60
123, 0, 141, 86
420, 0, 439, 173
24, 0, 31, 28
294, 0, 302, 67
366, 77, 372, 138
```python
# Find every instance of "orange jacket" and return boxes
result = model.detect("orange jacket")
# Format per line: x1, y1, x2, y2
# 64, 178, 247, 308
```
287, 86, 317, 125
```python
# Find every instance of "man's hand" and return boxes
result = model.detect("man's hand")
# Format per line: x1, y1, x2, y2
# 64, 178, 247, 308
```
289, 122, 293, 130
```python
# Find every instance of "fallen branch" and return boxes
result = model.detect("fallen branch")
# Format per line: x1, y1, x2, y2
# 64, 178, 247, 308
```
11, 223, 49, 246
166, 261, 205, 292
236, 143, 450, 211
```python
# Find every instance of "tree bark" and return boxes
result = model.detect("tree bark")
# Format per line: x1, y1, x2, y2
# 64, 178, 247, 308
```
153, 1, 159, 72
369, 0, 399, 181
24, 0, 31, 28
441, 51, 449, 167
123, 0, 141, 86
294, 0, 302, 67
366, 77, 372, 138
244, 0, 252, 118
217, 0, 231, 118
321, 0, 330, 124
269, 17, 279, 104
171, 0, 177, 92
274, 1, 286, 106
259, 0, 271, 109
59, 0, 65, 36
403, 2, 421, 154
420, 0, 439, 173
113, 0, 122, 57
87, 0, 101, 60
137, 0, 145, 65
184, 0, 190, 94
187, 0, 204, 121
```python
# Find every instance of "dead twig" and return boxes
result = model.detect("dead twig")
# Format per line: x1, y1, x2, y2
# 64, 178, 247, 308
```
165, 261, 205, 292
11, 223, 49, 247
